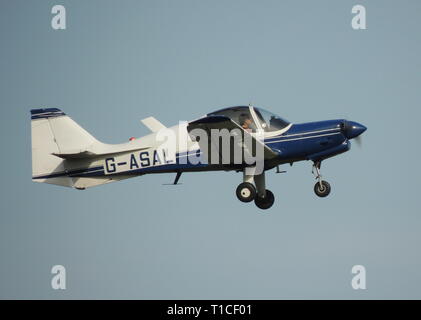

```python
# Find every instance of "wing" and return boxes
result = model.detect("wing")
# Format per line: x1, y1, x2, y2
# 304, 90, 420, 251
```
187, 115, 279, 166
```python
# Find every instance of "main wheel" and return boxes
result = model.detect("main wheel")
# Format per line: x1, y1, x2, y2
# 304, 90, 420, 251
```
236, 182, 256, 202
254, 189, 275, 210
314, 180, 331, 197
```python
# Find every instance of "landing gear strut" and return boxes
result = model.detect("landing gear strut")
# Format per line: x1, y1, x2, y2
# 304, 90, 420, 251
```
312, 161, 331, 198
253, 172, 274, 210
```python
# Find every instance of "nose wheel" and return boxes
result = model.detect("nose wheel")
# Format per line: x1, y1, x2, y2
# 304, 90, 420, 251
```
314, 180, 331, 197
312, 161, 331, 198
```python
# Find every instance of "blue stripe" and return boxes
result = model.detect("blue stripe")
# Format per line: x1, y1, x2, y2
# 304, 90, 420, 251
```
118, 162, 208, 175
264, 129, 340, 143
176, 150, 201, 157
265, 131, 341, 145
31, 108, 66, 120
32, 166, 103, 180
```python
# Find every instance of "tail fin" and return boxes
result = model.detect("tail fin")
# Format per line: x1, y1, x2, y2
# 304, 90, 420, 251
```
31, 108, 101, 188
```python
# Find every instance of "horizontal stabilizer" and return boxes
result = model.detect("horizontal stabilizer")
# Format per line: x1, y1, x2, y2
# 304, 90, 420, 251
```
52, 150, 98, 159
52, 146, 151, 159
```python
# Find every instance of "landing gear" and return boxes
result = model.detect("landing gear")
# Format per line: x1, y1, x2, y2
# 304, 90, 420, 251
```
255, 189, 275, 209
236, 182, 256, 202
236, 170, 275, 210
312, 161, 331, 198
314, 180, 331, 197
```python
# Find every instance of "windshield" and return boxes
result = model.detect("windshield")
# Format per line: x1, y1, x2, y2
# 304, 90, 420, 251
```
254, 107, 290, 132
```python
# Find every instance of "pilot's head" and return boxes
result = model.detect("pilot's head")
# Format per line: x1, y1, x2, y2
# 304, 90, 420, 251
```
239, 113, 253, 129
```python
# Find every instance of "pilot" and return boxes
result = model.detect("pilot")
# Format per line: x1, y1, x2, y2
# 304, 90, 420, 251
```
239, 113, 254, 132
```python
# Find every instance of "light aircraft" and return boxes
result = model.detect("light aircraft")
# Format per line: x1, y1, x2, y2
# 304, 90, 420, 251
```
30, 105, 366, 210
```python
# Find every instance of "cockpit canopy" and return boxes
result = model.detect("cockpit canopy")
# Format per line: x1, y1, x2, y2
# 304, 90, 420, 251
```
207, 106, 290, 132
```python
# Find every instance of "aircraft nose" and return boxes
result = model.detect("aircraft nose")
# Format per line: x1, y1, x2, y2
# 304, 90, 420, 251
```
342, 121, 367, 139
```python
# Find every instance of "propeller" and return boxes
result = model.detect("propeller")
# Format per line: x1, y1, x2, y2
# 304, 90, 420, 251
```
354, 135, 363, 148
340, 120, 366, 148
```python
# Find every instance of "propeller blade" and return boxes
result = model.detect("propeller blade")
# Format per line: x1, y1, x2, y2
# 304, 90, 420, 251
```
354, 135, 363, 148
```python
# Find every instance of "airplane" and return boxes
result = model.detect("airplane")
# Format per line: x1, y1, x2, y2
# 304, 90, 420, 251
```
30, 105, 366, 210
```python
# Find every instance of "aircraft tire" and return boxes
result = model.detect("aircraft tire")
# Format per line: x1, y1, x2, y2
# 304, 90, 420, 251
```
236, 182, 256, 202
255, 190, 275, 210
314, 180, 331, 197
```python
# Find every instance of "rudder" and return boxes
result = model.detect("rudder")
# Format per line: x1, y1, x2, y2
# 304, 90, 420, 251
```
30, 108, 100, 187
